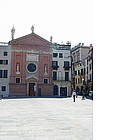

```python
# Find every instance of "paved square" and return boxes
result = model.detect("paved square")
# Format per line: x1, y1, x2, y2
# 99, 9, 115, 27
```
0, 96, 93, 140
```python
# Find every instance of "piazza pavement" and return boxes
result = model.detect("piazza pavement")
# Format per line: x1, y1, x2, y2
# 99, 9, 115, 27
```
0, 96, 93, 140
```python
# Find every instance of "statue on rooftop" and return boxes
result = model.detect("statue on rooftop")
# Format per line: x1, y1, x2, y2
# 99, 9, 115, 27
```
31, 25, 34, 33
11, 25, 15, 40
50, 36, 53, 43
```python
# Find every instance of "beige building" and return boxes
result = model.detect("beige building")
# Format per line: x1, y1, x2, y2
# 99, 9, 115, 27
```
71, 43, 90, 93
74, 58, 88, 94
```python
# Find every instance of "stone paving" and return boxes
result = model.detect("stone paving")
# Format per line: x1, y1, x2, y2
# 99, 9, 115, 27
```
0, 96, 93, 140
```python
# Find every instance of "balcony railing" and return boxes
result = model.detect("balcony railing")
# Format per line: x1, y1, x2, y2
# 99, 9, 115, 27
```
63, 65, 71, 70
53, 77, 70, 81
52, 65, 59, 70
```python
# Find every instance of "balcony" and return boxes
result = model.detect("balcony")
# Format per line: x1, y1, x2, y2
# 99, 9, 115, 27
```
79, 72, 84, 76
63, 65, 71, 70
53, 77, 70, 81
87, 79, 93, 83
52, 65, 59, 70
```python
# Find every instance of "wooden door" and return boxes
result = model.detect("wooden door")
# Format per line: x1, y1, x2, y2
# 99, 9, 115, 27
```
29, 83, 35, 96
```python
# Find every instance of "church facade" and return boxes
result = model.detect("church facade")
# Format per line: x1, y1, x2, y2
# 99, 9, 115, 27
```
9, 29, 53, 97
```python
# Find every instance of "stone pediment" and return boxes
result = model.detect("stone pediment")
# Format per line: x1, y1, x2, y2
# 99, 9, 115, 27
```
26, 75, 39, 82
10, 33, 51, 47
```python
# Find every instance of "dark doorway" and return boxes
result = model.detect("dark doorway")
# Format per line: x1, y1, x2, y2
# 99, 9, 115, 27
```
29, 83, 35, 96
60, 87, 67, 97
53, 85, 58, 95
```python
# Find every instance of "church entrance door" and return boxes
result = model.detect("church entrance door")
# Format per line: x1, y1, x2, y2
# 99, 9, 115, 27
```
29, 83, 35, 96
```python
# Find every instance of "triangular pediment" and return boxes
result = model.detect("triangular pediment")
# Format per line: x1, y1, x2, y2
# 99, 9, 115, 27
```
26, 75, 39, 82
10, 33, 51, 47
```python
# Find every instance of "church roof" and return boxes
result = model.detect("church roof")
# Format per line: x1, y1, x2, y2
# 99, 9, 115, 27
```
9, 33, 51, 47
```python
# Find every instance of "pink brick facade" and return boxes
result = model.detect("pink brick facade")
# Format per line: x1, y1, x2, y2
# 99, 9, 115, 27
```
9, 33, 53, 97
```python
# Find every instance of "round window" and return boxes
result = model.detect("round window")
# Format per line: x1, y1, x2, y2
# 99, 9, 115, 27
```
27, 63, 37, 73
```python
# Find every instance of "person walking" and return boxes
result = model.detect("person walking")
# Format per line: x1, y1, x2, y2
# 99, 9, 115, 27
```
72, 90, 77, 102
82, 91, 85, 100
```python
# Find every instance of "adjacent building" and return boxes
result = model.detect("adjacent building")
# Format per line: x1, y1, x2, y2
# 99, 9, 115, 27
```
0, 42, 11, 97
71, 43, 93, 94
71, 43, 89, 63
87, 44, 93, 91
52, 43, 71, 97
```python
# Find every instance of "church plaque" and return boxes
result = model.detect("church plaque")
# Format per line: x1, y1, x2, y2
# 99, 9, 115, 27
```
26, 54, 39, 61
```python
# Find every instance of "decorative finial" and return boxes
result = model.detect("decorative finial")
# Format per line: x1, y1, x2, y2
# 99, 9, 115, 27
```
50, 36, 53, 43
11, 25, 15, 40
31, 25, 34, 33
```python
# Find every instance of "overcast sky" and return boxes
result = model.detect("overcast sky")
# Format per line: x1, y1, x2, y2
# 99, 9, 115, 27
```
0, 0, 93, 47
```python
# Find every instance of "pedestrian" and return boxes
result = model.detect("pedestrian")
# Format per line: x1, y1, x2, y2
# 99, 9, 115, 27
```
82, 91, 85, 100
72, 90, 76, 102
